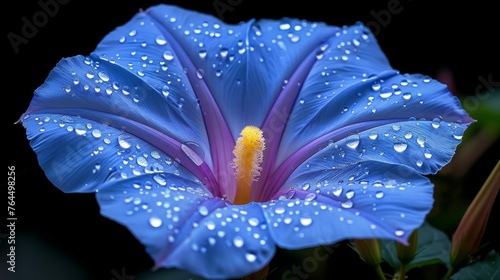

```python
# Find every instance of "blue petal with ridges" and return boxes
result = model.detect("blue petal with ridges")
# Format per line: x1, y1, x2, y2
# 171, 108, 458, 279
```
145, 5, 339, 138
162, 203, 275, 279
261, 161, 433, 248
276, 23, 473, 166
22, 113, 207, 193
24, 54, 213, 169
263, 118, 470, 200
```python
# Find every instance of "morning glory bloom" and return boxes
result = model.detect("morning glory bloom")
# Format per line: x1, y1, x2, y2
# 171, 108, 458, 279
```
21, 4, 472, 279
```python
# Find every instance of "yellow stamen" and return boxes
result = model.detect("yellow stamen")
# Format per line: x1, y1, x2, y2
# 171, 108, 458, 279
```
232, 126, 265, 205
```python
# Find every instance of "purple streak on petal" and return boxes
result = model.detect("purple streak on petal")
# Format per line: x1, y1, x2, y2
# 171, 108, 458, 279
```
30, 108, 220, 197
261, 119, 405, 201
147, 11, 237, 200
253, 44, 329, 202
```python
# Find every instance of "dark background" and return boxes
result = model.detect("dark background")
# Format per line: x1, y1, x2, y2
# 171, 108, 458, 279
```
3, 0, 499, 279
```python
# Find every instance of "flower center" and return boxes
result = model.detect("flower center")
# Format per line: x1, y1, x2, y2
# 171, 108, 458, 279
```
231, 126, 266, 205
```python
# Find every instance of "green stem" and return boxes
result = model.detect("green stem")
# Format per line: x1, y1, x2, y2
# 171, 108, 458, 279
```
398, 265, 407, 280
442, 267, 455, 280
374, 265, 387, 280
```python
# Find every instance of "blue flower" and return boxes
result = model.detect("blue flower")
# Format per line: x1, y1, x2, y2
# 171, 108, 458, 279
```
21, 4, 472, 279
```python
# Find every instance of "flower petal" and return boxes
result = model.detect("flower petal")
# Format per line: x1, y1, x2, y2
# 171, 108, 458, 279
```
158, 203, 276, 279
99, 176, 276, 279
145, 5, 339, 137
21, 112, 211, 193
260, 23, 472, 201
276, 23, 473, 167
261, 161, 433, 249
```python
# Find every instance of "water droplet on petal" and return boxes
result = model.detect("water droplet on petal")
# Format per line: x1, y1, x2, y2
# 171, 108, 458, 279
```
432, 117, 441, 129
246, 252, 257, 262
345, 190, 355, 199
375, 191, 384, 198
118, 134, 132, 149
181, 141, 205, 166
163, 50, 174, 61
161, 85, 170, 97
155, 35, 167, 45
341, 200, 353, 209
149, 216, 162, 228
275, 207, 285, 215
395, 229, 405, 237
153, 173, 167, 186
453, 127, 464, 140
393, 141, 408, 152
404, 131, 413, 139
345, 133, 360, 149
206, 221, 216, 230
333, 188, 343, 197
248, 217, 259, 227
98, 71, 110, 82
233, 236, 244, 247
369, 130, 378, 140
300, 216, 312, 226
198, 205, 209, 216
402, 92, 412, 100
304, 193, 316, 201
379, 87, 393, 98
75, 123, 87, 135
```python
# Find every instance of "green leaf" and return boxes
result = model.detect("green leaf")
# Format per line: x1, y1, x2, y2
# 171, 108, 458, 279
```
380, 222, 451, 271
450, 250, 500, 280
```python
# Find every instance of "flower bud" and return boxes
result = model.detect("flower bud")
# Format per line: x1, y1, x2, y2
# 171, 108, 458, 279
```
450, 160, 500, 268
354, 238, 382, 267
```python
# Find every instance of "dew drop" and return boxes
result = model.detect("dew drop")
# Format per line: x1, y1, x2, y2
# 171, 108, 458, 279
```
416, 135, 427, 146
304, 193, 316, 202
275, 207, 285, 215
393, 141, 408, 153
181, 141, 205, 166
75, 123, 87, 135
198, 50, 207, 59
149, 216, 162, 228
345, 133, 360, 149
248, 217, 259, 227
345, 190, 355, 199
404, 131, 413, 139
196, 69, 204, 79
432, 117, 441, 129
341, 200, 353, 209
453, 127, 464, 140
161, 85, 170, 97
246, 253, 257, 262
333, 188, 343, 197
379, 87, 393, 98
402, 92, 412, 100
368, 130, 378, 140
98, 71, 110, 82
198, 206, 209, 216
153, 173, 167, 186
424, 148, 433, 159
155, 35, 167, 45
163, 50, 174, 61
206, 221, 216, 230
118, 134, 132, 149
395, 229, 405, 237
300, 216, 313, 226
233, 236, 244, 247
136, 156, 148, 167
375, 191, 384, 198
